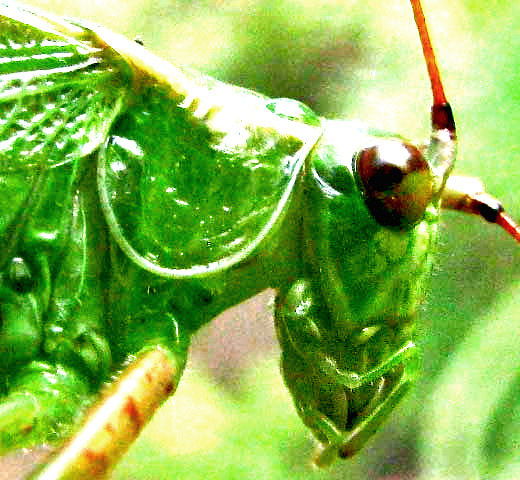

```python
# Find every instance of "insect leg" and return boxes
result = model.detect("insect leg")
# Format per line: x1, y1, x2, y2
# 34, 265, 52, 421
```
276, 280, 417, 390
314, 367, 415, 467
276, 280, 420, 465
278, 336, 345, 448
275, 280, 347, 448
315, 340, 416, 390
0, 360, 89, 454
33, 347, 183, 480
0, 158, 111, 453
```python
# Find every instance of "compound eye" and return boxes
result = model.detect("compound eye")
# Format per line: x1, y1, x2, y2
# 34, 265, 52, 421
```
355, 140, 435, 228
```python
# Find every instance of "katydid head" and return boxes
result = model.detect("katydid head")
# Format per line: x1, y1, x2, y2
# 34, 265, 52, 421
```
314, 0, 460, 233
296, 1, 519, 465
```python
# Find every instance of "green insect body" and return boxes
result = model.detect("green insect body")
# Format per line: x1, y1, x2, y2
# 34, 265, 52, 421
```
1, 1, 515, 475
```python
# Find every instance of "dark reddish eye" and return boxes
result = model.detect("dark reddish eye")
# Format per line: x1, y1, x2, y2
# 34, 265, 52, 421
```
354, 140, 435, 228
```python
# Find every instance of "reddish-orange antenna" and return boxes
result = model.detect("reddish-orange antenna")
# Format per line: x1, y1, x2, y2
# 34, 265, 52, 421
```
410, 0, 455, 134
411, 0, 520, 243
497, 213, 520, 243
410, 0, 446, 107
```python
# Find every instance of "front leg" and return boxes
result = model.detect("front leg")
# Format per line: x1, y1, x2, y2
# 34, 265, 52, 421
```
316, 369, 415, 466
0, 185, 111, 453
275, 279, 419, 464
0, 241, 98, 453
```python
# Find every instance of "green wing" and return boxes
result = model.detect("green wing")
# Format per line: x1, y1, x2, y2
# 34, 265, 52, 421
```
98, 73, 323, 278
0, 1, 129, 239
0, 1, 322, 278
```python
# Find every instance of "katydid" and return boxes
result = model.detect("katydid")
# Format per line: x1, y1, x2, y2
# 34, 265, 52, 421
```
0, 0, 518, 478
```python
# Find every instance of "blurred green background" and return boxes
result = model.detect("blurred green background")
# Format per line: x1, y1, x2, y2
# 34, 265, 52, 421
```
19, 0, 520, 478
